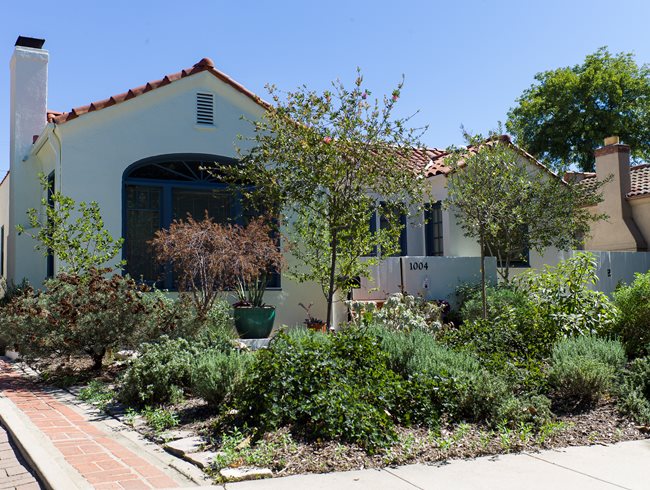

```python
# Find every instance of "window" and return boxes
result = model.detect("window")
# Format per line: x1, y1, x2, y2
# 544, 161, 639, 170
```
46, 172, 55, 278
425, 201, 443, 256
123, 155, 280, 289
365, 203, 407, 257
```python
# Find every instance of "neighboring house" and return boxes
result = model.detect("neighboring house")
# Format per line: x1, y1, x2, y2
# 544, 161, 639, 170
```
564, 136, 650, 252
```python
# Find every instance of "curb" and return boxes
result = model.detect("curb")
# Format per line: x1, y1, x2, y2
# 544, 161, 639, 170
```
0, 395, 91, 490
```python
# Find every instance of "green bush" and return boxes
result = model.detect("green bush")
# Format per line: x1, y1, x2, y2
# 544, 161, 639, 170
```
373, 326, 508, 423
494, 394, 552, 430
515, 253, 619, 338
618, 357, 650, 425
192, 350, 254, 407
459, 285, 530, 324
1, 270, 159, 369
348, 293, 443, 333
548, 337, 625, 406
613, 271, 650, 357
238, 328, 432, 451
119, 337, 202, 407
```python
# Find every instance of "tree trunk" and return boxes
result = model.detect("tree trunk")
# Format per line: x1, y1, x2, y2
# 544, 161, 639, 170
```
326, 231, 338, 332
479, 234, 487, 320
91, 348, 105, 371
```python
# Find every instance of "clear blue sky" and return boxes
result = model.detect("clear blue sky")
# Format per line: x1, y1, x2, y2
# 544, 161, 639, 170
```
2, 0, 650, 174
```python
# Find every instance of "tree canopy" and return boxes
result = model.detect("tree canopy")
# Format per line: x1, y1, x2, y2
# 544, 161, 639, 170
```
506, 47, 650, 172
227, 70, 428, 329
444, 132, 605, 318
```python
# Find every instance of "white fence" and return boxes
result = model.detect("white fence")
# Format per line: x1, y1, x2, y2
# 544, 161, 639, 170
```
559, 250, 650, 295
351, 256, 498, 306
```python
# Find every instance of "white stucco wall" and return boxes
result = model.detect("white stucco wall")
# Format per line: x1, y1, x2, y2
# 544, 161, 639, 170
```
11, 71, 332, 328
0, 173, 10, 278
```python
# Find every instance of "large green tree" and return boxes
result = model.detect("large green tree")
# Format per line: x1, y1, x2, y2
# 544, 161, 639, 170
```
228, 70, 427, 329
444, 132, 605, 318
507, 47, 650, 172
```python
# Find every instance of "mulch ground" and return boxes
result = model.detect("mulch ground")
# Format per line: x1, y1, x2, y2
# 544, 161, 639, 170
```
24, 355, 650, 479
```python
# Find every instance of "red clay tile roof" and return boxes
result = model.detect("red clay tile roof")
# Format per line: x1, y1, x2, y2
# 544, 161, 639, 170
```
47, 58, 270, 125
565, 164, 650, 199
410, 135, 557, 179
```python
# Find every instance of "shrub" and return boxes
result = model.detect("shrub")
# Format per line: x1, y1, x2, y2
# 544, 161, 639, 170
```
548, 337, 625, 407
118, 337, 202, 407
515, 253, 619, 338
192, 351, 254, 407
494, 394, 552, 430
238, 328, 420, 451
459, 285, 530, 324
348, 293, 443, 333
618, 357, 650, 425
613, 271, 650, 357
372, 326, 509, 423
1, 270, 158, 369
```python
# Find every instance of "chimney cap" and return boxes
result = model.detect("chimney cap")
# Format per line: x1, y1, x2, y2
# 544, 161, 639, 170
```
15, 36, 45, 49
604, 136, 620, 146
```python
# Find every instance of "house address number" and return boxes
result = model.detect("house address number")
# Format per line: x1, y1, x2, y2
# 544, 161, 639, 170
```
409, 262, 429, 271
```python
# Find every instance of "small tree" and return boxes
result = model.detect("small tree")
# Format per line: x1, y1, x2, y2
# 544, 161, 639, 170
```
17, 174, 124, 274
150, 215, 282, 317
444, 132, 605, 319
228, 70, 428, 329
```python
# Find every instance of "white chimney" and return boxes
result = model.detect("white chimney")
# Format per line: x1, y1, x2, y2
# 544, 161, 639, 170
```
9, 36, 48, 167
7, 36, 48, 282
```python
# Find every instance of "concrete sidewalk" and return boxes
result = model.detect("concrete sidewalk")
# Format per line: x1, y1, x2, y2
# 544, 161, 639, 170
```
223, 439, 650, 490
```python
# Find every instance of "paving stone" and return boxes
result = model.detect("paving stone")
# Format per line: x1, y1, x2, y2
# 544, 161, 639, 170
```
158, 429, 195, 442
163, 436, 204, 457
183, 450, 221, 469
220, 467, 272, 482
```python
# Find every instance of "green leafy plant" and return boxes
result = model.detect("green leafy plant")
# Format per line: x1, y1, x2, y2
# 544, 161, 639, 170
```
78, 381, 114, 410
515, 253, 620, 338
192, 351, 255, 407
348, 293, 443, 333
238, 328, 425, 451
618, 356, 650, 425
141, 406, 179, 433
118, 337, 201, 407
613, 271, 650, 357
1, 269, 159, 369
229, 69, 428, 329
548, 336, 625, 407
17, 174, 124, 274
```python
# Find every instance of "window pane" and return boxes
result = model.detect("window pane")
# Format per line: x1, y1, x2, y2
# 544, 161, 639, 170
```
172, 188, 234, 223
425, 201, 443, 256
125, 185, 161, 283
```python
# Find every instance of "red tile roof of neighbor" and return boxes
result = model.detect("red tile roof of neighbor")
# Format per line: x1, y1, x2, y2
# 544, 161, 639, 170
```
411, 135, 557, 179
47, 58, 270, 125
566, 164, 650, 199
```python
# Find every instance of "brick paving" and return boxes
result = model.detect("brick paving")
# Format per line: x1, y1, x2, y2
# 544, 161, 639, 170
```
0, 360, 181, 490
0, 425, 42, 490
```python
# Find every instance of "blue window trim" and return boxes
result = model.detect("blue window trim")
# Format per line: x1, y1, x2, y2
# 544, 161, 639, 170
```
122, 153, 282, 291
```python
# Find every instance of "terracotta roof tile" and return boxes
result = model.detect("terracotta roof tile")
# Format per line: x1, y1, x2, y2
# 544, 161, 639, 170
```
47, 57, 270, 125
566, 164, 650, 199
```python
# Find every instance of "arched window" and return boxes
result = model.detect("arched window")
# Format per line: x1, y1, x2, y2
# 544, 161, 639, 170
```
122, 154, 279, 290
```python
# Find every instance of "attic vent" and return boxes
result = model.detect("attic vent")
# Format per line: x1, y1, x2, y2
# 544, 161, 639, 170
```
196, 92, 214, 125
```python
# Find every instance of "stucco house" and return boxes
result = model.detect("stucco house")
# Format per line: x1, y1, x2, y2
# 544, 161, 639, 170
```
3, 37, 647, 327
564, 137, 650, 252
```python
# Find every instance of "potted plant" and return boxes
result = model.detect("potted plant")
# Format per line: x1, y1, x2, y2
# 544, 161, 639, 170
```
299, 302, 326, 333
231, 218, 284, 339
